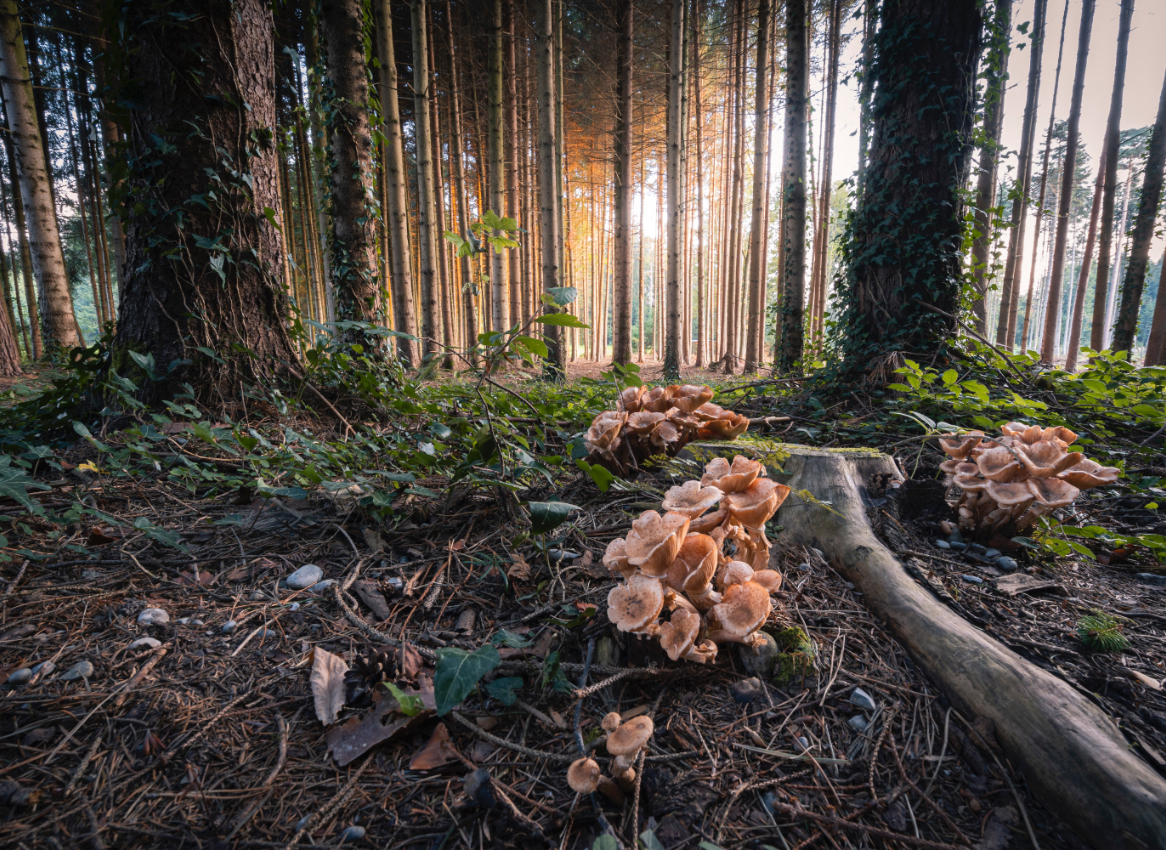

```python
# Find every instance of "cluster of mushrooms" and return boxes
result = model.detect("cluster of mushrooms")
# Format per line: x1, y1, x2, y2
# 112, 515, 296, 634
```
567, 713, 654, 802
940, 422, 1119, 538
603, 455, 791, 663
583, 384, 750, 476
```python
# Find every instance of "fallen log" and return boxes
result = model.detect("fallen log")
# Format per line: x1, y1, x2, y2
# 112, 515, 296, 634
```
773, 445, 1166, 850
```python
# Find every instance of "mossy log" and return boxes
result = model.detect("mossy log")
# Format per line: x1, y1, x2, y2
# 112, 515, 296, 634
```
772, 445, 1166, 850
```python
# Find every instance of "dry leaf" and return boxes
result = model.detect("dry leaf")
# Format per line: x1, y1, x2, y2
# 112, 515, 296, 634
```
178, 570, 215, 587
409, 722, 460, 770
310, 647, 349, 726
507, 555, 531, 580
87, 527, 122, 546
549, 710, 567, 729
399, 644, 425, 682
326, 678, 435, 766
362, 527, 387, 552
450, 539, 466, 551
1125, 669, 1162, 691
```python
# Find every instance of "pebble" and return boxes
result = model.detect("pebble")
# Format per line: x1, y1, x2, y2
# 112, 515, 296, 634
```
137, 608, 169, 626
984, 549, 1001, 559
996, 557, 1019, 572
309, 579, 337, 594
796, 562, 811, 572
32, 661, 55, 676
385, 576, 404, 593
547, 549, 581, 564
81, 570, 102, 581
962, 575, 983, 584
60, 660, 94, 681
948, 529, 965, 544
338, 825, 366, 843
729, 677, 766, 705
463, 768, 497, 808
949, 542, 968, 552
737, 633, 779, 679
761, 790, 779, 814
796, 736, 810, 750
290, 602, 300, 612
176, 618, 204, 626
849, 687, 877, 712
295, 815, 312, 831
935, 539, 951, 550
221, 620, 238, 634
1136, 573, 1166, 588
968, 543, 986, 555
260, 629, 279, 639
848, 715, 869, 732
6, 668, 32, 685
129, 637, 162, 651
287, 564, 323, 590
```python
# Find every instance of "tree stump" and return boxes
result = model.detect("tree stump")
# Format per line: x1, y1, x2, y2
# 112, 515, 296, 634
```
773, 446, 1166, 849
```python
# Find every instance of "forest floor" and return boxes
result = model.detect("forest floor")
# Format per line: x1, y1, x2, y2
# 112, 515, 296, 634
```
0, 359, 1164, 849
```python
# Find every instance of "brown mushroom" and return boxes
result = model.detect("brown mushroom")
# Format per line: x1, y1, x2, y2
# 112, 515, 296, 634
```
584, 411, 627, 454
605, 715, 654, 775
938, 432, 985, 460
662, 480, 723, 519
657, 608, 718, 664
952, 471, 989, 493
567, 756, 625, 804
625, 411, 666, 437
701, 455, 763, 494
1059, 458, 1119, 489
986, 481, 1034, 517
975, 446, 1024, 482
625, 510, 691, 577
606, 574, 666, 636
1042, 425, 1078, 447
619, 385, 646, 413
671, 385, 715, 413
705, 580, 772, 650
642, 386, 677, 413
725, 478, 790, 528
1027, 477, 1080, 508
1016, 441, 1083, 479
698, 411, 750, 440
665, 533, 721, 608
688, 507, 730, 534
602, 538, 635, 580
717, 559, 756, 590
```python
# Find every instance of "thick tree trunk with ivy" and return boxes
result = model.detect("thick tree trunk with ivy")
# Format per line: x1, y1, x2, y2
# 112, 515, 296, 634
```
536, 0, 563, 376
610, 0, 633, 366
375, 0, 419, 366
661, 0, 685, 380
742, 0, 770, 374
320, 0, 382, 342
1145, 247, 1166, 366
837, 0, 981, 376
1111, 63, 1166, 355
112, 0, 296, 401
969, 0, 1011, 336
0, 0, 80, 352
776, 0, 806, 373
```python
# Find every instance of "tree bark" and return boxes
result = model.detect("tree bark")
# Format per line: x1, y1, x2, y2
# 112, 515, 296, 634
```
487, 0, 508, 333
661, 0, 686, 380
1065, 143, 1106, 372
742, 0, 770, 374
411, 0, 441, 358
0, 141, 34, 356
112, 0, 296, 401
444, 0, 476, 360
970, 0, 1011, 335
995, 0, 1046, 349
611, 0, 634, 365
1039, 0, 1093, 363
536, 0, 563, 375
1144, 245, 1166, 365
808, 0, 841, 350
1091, 0, 1133, 353
1112, 63, 1166, 355
0, 237, 19, 372
692, 0, 704, 369
0, 0, 80, 351
777, 0, 807, 372
505, 0, 522, 335
303, 20, 334, 323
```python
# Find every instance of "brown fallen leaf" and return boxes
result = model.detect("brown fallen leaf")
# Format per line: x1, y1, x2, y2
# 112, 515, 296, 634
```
225, 557, 277, 582
178, 570, 215, 587
326, 678, 436, 766
399, 643, 425, 682
507, 555, 531, 580
450, 539, 466, 551
310, 647, 349, 726
409, 722, 460, 770
87, 526, 123, 546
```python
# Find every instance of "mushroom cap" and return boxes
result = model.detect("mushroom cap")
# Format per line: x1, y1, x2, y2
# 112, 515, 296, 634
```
1058, 458, 1119, 489
751, 569, 784, 593
1027, 477, 1079, 508
625, 511, 691, 576
701, 455, 763, 494
938, 432, 985, 460
672, 385, 715, 413
657, 608, 701, 661
606, 716, 654, 756
706, 580, 771, 641
1000, 422, 1029, 437
666, 533, 719, 596
685, 639, 719, 664
698, 411, 750, 440
602, 712, 622, 733
1016, 441, 1082, 479
607, 574, 666, 633
603, 538, 635, 579
662, 480, 724, 519
986, 480, 1034, 508
692, 402, 726, 422
952, 472, 988, 493
567, 758, 602, 793
619, 386, 646, 413
975, 447, 1024, 482
626, 411, 666, 436
717, 559, 756, 591
688, 507, 730, 534
585, 411, 627, 453
642, 386, 678, 413
1042, 426, 1078, 447
725, 478, 790, 528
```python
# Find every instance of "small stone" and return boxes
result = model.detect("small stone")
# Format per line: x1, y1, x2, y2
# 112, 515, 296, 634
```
729, 677, 765, 704
221, 620, 238, 634
849, 687, 877, 712
935, 539, 951, 550
948, 529, 964, 544
737, 632, 779, 679
81, 570, 102, 581
949, 542, 968, 552
290, 602, 300, 612
260, 629, 279, 639
996, 557, 1019, 572
463, 768, 497, 808
848, 715, 869, 732
1136, 573, 1166, 588
129, 637, 161, 651
295, 815, 312, 831
31, 661, 55, 676
968, 543, 986, 555
338, 825, 365, 843
547, 549, 581, 564
845, 581, 856, 590
287, 564, 323, 590
60, 660, 94, 681
796, 736, 810, 750
984, 549, 1001, 559
761, 790, 779, 814
962, 575, 983, 584
137, 608, 169, 626
6, 668, 31, 685
796, 562, 811, 572
385, 576, 404, 593
308, 579, 337, 594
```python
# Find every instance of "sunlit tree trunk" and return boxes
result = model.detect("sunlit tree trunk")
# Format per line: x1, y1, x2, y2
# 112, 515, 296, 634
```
487, 0, 508, 333
303, 19, 334, 323
1065, 143, 1106, 372
537, 0, 563, 375
1145, 246, 1166, 366
0, 257, 19, 373
777, 0, 807, 372
444, 0, 475, 358
809, 0, 841, 349
692, 0, 705, 368
611, 0, 634, 365
1039, 0, 1093, 362
995, 0, 1047, 349
723, 0, 744, 372
662, 0, 686, 379
410, 0, 441, 357
1112, 63, 1166, 354
0, 0, 79, 351
742, 0, 770, 373
505, 0, 522, 333
1091, 0, 1133, 352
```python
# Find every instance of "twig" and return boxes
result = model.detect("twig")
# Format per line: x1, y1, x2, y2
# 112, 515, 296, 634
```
953, 710, 1041, 850
450, 711, 575, 762
0, 559, 28, 618
330, 580, 438, 661
889, 737, 972, 846
280, 758, 372, 850
764, 797, 967, 849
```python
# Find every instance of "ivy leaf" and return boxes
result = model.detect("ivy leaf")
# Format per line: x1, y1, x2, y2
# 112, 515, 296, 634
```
577, 459, 615, 493
433, 645, 500, 716
263, 206, 282, 232
0, 465, 50, 511
132, 517, 188, 553
545, 286, 578, 306
526, 501, 580, 535
484, 676, 523, 706
514, 335, 548, 358
385, 682, 425, 716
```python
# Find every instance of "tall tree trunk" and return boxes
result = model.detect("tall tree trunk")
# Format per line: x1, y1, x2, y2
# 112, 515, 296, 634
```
692, 0, 705, 368
1091, 0, 1133, 352
995, 0, 1047, 348
1144, 245, 1166, 366
1065, 143, 1106, 372
536, 0, 563, 375
1103, 165, 1134, 344
809, 0, 841, 349
320, 0, 382, 344
112, 0, 296, 401
0, 263, 18, 373
840, 0, 982, 372
743, 0, 771, 372
638, 141, 646, 362
662, 0, 686, 379
505, 0, 522, 335
611, 0, 634, 365
427, 8, 454, 365
0, 0, 79, 351
1112, 63, 1166, 354
855, 0, 874, 200
411, 0, 441, 357
1039, 0, 1093, 362
487, 0, 508, 333
970, 0, 1012, 335
0, 137, 37, 356
90, 40, 127, 294
777, 0, 807, 372
375, 0, 419, 365
444, 0, 476, 359
303, 19, 334, 322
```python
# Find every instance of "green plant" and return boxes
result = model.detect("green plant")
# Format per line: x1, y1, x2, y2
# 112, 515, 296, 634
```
1076, 610, 1130, 653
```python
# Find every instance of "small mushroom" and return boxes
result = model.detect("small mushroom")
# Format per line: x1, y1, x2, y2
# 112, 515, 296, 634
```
626, 411, 666, 437
725, 478, 790, 528
602, 538, 635, 580
665, 533, 721, 608
1058, 458, 1119, 489
605, 715, 654, 778
585, 411, 627, 454
642, 385, 678, 413
688, 507, 730, 534
1027, 477, 1079, 508
619, 385, 646, 413
567, 757, 625, 803
671, 385, 715, 413
692, 402, 726, 421
975, 446, 1023, 482
717, 559, 755, 590
657, 608, 717, 664
1016, 441, 1082, 479
1042, 425, 1078, 447
698, 410, 750, 440
607, 574, 666, 636
625, 511, 691, 577
938, 432, 985, 460
952, 471, 989, 493
705, 580, 772, 650
701, 455, 763, 494
662, 480, 724, 519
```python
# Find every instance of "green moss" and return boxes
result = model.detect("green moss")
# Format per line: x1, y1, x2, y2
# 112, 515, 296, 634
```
770, 626, 817, 686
